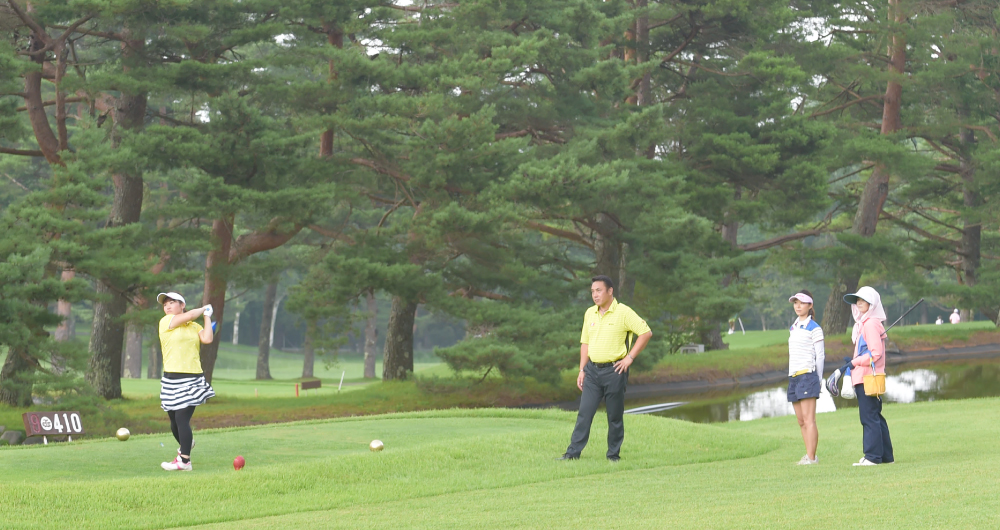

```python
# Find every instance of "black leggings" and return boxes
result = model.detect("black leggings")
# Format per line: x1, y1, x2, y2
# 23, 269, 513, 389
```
167, 406, 196, 456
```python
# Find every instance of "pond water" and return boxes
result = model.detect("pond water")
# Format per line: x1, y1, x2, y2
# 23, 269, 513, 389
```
624, 359, 1000, 423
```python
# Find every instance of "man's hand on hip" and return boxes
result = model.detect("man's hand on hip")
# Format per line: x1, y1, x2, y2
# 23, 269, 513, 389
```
613, 355, 634, 374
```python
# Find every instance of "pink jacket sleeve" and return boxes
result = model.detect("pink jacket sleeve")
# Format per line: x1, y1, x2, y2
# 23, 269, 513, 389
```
853, 319, 885, 366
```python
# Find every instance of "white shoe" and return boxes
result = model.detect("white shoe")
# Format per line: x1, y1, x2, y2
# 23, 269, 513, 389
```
161, 456, 193, 471
853, 457, 877, 466
797, 455, 818, 465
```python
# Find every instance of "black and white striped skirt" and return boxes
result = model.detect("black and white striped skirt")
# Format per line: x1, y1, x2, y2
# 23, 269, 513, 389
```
160, 374, 216, 411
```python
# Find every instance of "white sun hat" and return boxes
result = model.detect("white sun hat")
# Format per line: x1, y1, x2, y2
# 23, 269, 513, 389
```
843, 285, 880, 306
156, 292, 186, 305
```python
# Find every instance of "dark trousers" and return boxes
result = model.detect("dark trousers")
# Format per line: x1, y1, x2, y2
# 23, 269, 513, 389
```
167, 406, 196, 456
855, 384, 894, 464
565, 361, 628, 458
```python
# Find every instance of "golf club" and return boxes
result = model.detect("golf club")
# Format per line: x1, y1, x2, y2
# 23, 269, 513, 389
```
881, 298, 925, 337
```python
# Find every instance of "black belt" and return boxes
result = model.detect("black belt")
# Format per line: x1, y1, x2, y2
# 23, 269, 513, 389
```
163, 372, 204, 379
590, 358, 625, 368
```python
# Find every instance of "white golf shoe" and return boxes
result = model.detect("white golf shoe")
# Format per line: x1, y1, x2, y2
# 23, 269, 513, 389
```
161, 456, 193, 471
797, 455, 818, 465
852, 457, 877, 466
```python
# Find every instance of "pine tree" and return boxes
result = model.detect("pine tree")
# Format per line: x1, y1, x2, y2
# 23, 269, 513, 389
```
0, 158, 103, 406
870, 1, 1000, 323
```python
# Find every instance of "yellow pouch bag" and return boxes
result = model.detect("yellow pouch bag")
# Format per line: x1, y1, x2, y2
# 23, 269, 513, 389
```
863, 357, 885, 397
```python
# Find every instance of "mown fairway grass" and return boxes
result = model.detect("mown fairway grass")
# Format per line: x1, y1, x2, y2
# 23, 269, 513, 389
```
2, 398, 999, 529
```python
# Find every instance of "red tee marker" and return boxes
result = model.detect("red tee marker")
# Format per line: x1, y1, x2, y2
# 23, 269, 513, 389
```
233, 456, 245, 470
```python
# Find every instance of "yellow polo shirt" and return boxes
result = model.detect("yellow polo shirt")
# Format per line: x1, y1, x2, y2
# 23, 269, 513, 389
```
580, 299, 651, 362
158, 315, 204, 374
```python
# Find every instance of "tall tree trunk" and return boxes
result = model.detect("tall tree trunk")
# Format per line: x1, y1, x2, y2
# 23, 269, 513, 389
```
823, 0, 905, 335
0, 348, 34, 407
232, 311, 241, 345
302, 319, 316, 379
706, 213, 733, 352
364, 289, 378, 379
319, 22, 344, 158
621, 0, 653, 120
87, 283, 128, 399
54, 44, 69, 151
147, 325, 162, 379
269, 292, 284, 348
86, 32, 147, 399
122, 319, 143, 378
51, 269, 75, 374
199, 215, 234, 383
634, 0, 650, 108
593, 214, 623, 293
822, 275, 859, 336
958, 113, 993, 324
701, 324, 728, 351
383, 296, 417, 381
617, 244, 636, 303
54, 270, 75, 342
617, 1, 649, 302
256, 281, 278, 380
705, 191, 742, 351
23, 35, 62, 165
624, 17, 638, 105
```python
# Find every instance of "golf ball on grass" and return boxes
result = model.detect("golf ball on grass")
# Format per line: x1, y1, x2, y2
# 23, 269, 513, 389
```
233, 456, 245, 470
116, 428, 130, 441
370, 440, 384, 452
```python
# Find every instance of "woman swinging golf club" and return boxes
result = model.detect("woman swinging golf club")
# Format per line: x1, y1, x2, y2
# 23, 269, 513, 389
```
843, 286, 894, 466
787, 290, 824, 465
156, 291, 216, 471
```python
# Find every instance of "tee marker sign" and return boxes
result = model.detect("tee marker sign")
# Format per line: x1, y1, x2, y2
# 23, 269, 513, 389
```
22, 411, 84, 444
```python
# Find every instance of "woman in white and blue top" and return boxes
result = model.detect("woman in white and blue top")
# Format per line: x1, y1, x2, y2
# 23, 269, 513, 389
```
787, 290, 825, 465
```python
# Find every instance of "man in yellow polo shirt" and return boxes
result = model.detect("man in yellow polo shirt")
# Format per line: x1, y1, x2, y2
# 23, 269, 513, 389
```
560, 275, 652, 461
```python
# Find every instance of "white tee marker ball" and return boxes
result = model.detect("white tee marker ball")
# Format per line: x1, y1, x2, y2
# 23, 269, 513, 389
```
116, 428, 130, 441
369, 440, 384, 452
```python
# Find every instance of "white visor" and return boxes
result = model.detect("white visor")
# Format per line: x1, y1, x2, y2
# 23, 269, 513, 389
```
788, 293, 813, 304
156, 292, 186, 305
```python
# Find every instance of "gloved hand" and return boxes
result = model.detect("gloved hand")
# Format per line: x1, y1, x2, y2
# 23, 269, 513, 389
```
203, 304, 214, 318
825, 369, 842, 397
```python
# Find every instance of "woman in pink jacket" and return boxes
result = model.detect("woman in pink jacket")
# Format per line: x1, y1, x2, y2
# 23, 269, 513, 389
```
843, 286, 894, 466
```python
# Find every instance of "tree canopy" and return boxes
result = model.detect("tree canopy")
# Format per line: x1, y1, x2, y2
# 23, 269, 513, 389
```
2, 0, 999, 402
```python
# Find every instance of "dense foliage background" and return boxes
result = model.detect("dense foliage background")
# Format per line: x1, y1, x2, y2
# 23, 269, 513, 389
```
2, 0, 999, 404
